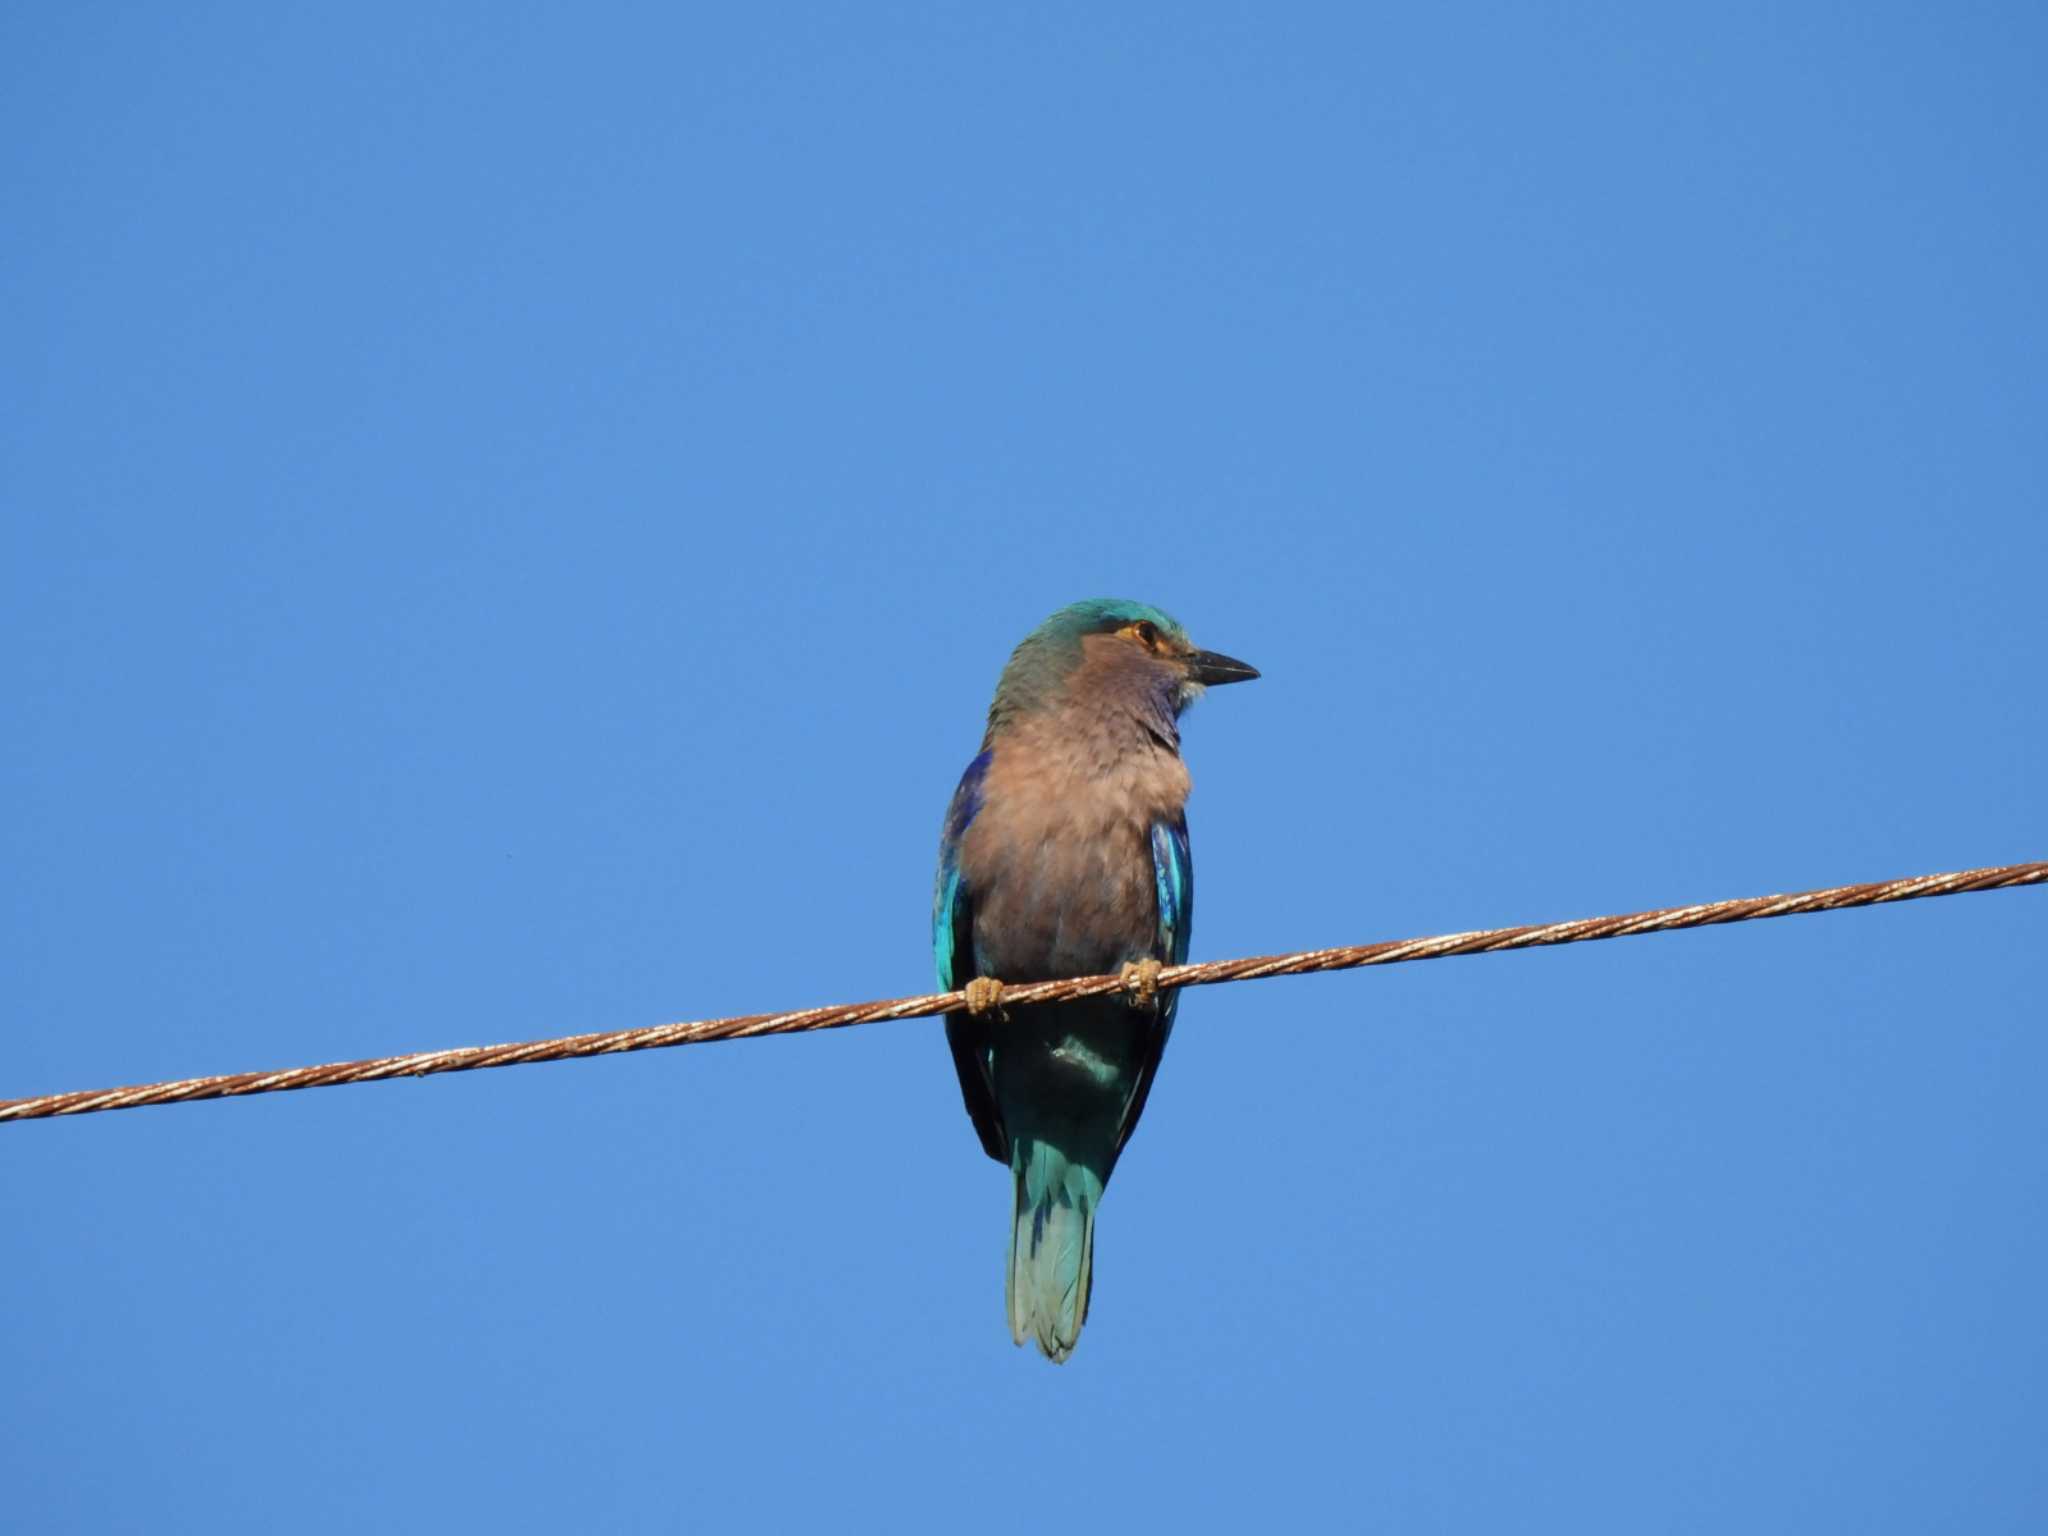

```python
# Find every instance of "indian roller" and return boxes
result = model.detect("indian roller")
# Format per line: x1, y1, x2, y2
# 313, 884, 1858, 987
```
933, 599, 1259, 1361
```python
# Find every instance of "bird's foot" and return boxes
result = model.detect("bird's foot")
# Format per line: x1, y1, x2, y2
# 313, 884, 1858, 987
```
1120, 958, 1164, 1009
963, 976, 1006, 1016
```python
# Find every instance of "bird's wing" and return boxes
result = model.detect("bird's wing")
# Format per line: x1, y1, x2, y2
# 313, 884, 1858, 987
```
1151, 813, 1195, 971
1112, 813, 1193, 1160
936, 750, 1007, 1162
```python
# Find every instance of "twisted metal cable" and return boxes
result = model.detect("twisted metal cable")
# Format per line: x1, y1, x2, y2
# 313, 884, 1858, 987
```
4, 859, 2040, 1124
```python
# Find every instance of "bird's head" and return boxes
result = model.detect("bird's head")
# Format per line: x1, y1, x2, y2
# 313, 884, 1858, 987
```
987, 598, 1259, 736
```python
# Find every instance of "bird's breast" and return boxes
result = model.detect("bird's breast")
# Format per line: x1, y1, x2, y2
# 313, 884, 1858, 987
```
958, 732, 1187, 983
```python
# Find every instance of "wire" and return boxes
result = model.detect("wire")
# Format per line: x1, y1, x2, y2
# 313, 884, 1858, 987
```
3, 859, 2040, 1124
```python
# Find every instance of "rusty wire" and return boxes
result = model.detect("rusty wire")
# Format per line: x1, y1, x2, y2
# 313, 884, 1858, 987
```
3, 859, 2040, 1125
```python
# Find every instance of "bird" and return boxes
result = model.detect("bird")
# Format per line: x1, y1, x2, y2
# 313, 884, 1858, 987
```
933, 598, 1259, 1361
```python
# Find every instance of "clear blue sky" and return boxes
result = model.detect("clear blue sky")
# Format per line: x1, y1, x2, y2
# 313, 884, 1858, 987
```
4, 5, 2043, 1531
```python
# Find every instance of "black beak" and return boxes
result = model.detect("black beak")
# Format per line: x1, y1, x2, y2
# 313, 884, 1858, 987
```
1187, 648, 1260, 686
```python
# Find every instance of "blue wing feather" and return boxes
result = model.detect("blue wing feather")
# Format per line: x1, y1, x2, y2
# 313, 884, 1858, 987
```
1112, 812, 1193, 1159
933, 750, 991, 990
937, 751, 1007, 1161
1150, 815, 1194, 973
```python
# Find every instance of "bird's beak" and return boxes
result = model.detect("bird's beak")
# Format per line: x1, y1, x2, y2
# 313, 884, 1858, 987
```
1186, 648, 1260, 686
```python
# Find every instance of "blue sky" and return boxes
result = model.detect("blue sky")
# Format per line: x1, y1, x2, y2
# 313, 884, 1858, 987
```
4, 4, 2043, 1531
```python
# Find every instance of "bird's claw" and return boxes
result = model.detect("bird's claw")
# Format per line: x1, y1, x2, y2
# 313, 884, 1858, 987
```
1121, 958, 1164, 1009
963, 976, 1006, 1016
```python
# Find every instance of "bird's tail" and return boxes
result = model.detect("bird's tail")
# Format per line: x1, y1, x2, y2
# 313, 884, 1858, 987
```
1006, 1136, 1105, 1363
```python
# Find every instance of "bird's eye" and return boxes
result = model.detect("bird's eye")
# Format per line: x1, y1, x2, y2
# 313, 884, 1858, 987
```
1135, 621, 1159, 648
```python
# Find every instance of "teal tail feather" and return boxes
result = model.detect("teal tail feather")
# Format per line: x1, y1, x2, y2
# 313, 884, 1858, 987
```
1007, 1137, 1105, 1363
